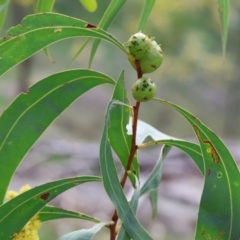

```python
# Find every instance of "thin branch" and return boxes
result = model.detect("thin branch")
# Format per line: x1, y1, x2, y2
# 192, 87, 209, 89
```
109, 60, 143, 240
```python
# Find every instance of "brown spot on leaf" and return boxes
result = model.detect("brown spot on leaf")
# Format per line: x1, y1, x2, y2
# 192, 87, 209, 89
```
201, 230, 208, 240
207, 169, 211, 176
214, 231, 225, 239
193, 125, 220, 164
86, 23, 97, 28
40, 192, 50, 201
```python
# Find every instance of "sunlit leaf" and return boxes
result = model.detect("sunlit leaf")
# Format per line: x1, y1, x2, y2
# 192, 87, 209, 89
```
0, 176, 101, 240
89, 0, 126, 67
218, 0, 229, 57
39, 205, 101, 223
80, 0, 97, 12
100, 100, 152, 240
108, 71, 139, 186
137, 0, 156, 31
127, 118, 180, 145
0, 13, 128, 77
0, 69, 115, 204
58, 221, 110, 240
154, 98, 240, 239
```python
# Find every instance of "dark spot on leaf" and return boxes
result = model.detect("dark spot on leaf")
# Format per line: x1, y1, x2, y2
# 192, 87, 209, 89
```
207, 169, 211, 176
144, 97, 148, 100
151, 65, 157, 69
149, 88, 152, 91
214, 231, 226, 239
40, 192, 50, 201
86, 23, 97, 28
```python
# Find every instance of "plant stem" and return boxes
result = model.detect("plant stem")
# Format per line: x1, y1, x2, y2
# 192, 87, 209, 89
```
109, 60, 142, 240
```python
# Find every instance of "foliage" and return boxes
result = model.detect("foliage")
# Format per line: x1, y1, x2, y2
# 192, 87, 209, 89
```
0, 0, 239, 240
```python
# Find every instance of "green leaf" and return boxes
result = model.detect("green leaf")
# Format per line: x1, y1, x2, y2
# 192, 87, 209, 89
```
67, 37, 91, 68
39, 205, 101, 223
108, 71, 139, 186
58, 221, 110, 240
129, 119, 204, 175
80, 0, 98, 12
0, 13, 128, 77
154, 98, 240, 240
149, 190, 158, 219
140, 145, 171, 219
218, 0, 229, 57
0, 69, 115, 204
36, 0, 55, 12
100, 101, 152, 240
117, 174, 140, 240
140, 139, 204, 175
137, 0, 156, 31
140, 145, 171, 196
88, 0, 126, 67
36, 0, 56, 62
0, 0, 10, 32
0, 176, 101, 240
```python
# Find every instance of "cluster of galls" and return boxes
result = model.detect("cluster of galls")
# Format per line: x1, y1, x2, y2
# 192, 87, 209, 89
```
127, 32, 163, 102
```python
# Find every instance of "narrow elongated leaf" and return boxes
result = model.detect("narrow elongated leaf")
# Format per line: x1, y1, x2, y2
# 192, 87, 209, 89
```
80, 0, 97, 12
89, 0, 126, 67
154, 98, 240, 240
69, 0, 126, 67
137, 0, 156, 31
58, 221, 110, 240
0, 176, 101, 240
128, 119, 204, 174
108, 71, 139, 185
149, 190, 158, 219
36, 0, 55, 12
140, 139, 204, 175
117, 175, 140, 240
140, 145, 171, 219
0, 69, 115, 204
0, 13, 128, 77
39, 206, 101, 223
140, 145, 171, 196
100, 101, 152, 240
36, 0, 55, 62
67, 38, 91, 68
218, 0, 229, 57
0, 0, 10, 32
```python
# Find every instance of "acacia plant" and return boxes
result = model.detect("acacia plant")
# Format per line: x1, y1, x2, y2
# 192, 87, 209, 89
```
0, 0, 239, 240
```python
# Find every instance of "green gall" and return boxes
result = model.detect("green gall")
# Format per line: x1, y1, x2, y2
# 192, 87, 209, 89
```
128, 39, 163, 73
127, 32, 151, 60
132, 78, 156, 102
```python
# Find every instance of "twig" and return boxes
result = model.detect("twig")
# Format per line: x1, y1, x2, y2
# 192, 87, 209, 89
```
109, 59, 142, 240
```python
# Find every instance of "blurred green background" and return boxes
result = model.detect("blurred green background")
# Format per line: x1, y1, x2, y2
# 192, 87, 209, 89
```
0, 0, 240, 239
1, 0, 240, 141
